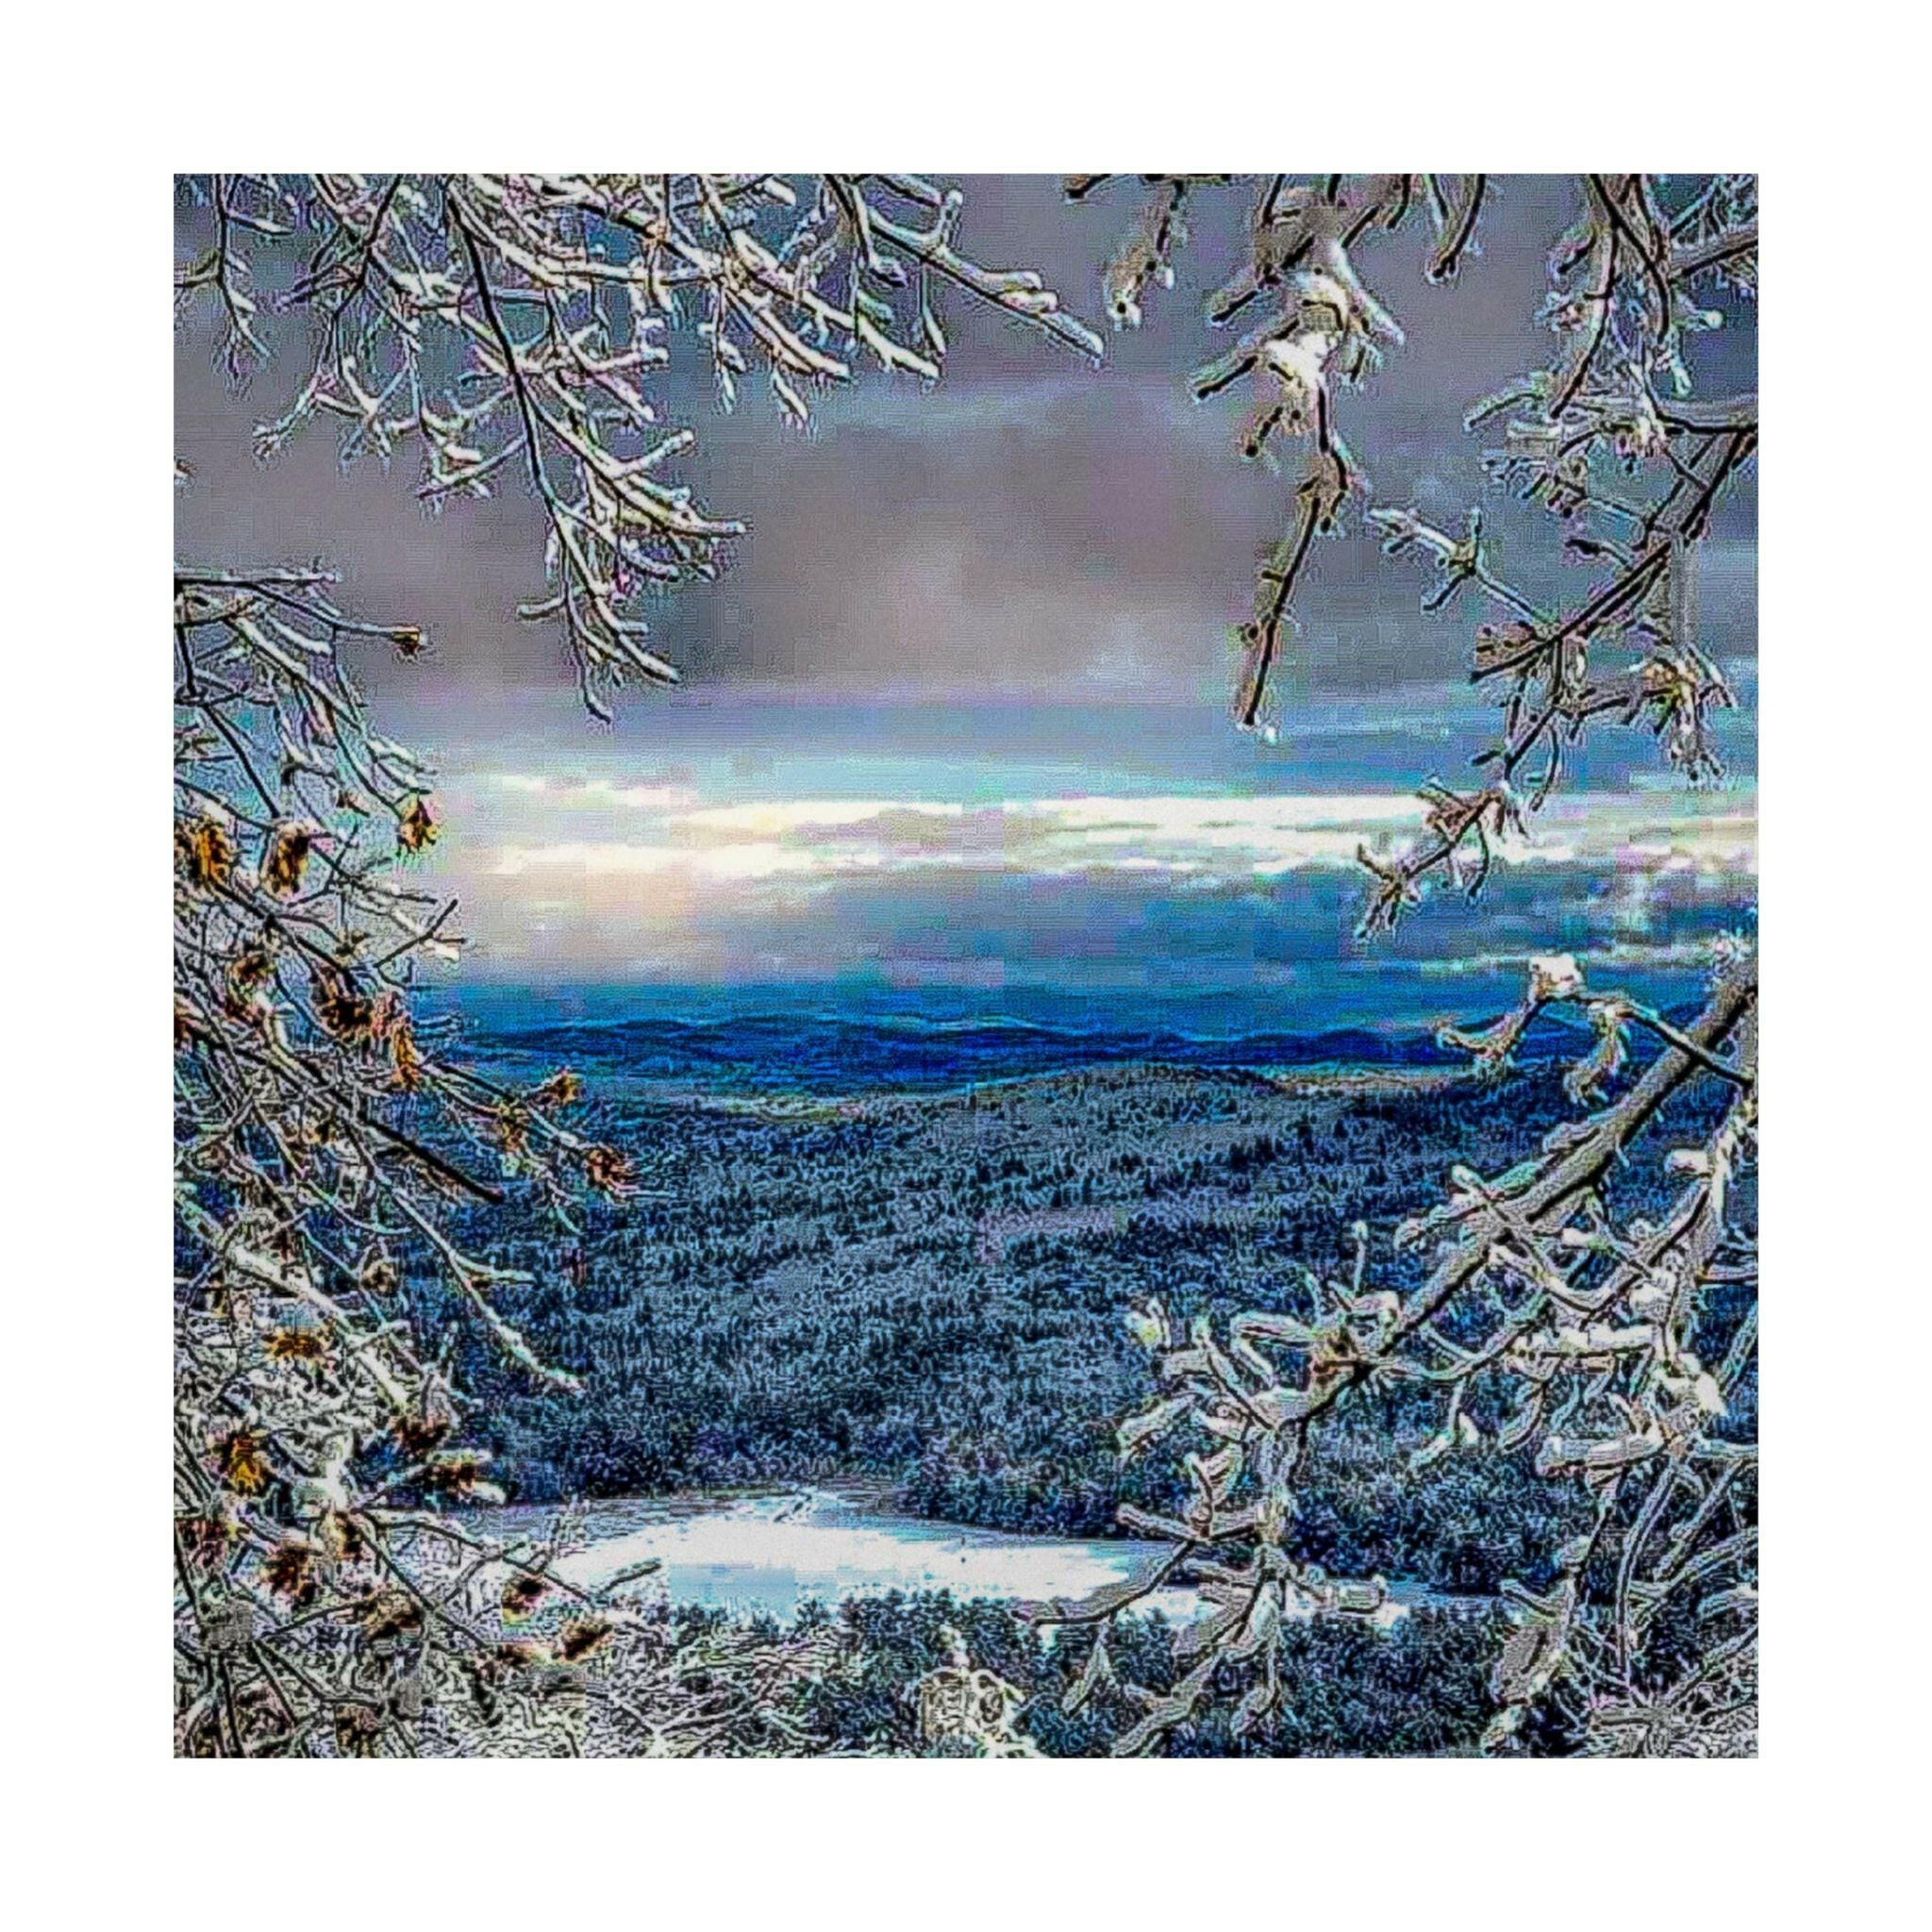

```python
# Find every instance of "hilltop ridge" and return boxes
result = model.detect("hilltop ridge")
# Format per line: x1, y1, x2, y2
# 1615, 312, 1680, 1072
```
464, 1003, 1655, 1096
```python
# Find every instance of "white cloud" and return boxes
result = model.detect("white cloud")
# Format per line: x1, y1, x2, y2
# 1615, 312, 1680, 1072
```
676, 798, 955, 840
480, 773, 700, 812
491, 840, 844, 885
461, 787, 1757, 919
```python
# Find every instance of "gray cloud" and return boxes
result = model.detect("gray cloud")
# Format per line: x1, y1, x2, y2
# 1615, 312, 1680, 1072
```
176, 175, 1757, 737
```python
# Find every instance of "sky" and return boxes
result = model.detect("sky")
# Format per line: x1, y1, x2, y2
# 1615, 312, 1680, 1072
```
174, 175, 1757, 1029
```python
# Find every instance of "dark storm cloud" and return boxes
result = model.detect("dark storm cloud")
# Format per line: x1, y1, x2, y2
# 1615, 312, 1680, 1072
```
175, 175, 1757, 731
442, 823, 1756, 1018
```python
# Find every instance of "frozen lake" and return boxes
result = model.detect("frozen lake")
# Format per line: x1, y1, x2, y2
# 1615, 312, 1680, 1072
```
480, 1486, 1422, 1630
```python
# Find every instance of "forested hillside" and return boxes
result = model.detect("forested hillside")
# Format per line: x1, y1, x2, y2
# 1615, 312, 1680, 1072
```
408, 1041, 1747, 1598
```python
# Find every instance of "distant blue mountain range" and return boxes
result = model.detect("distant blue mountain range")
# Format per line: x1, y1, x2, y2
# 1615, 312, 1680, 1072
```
466, 1004, 1641, 1095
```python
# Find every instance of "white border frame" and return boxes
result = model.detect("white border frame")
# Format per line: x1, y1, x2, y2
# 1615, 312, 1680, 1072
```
8, 5, 1924, 1923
